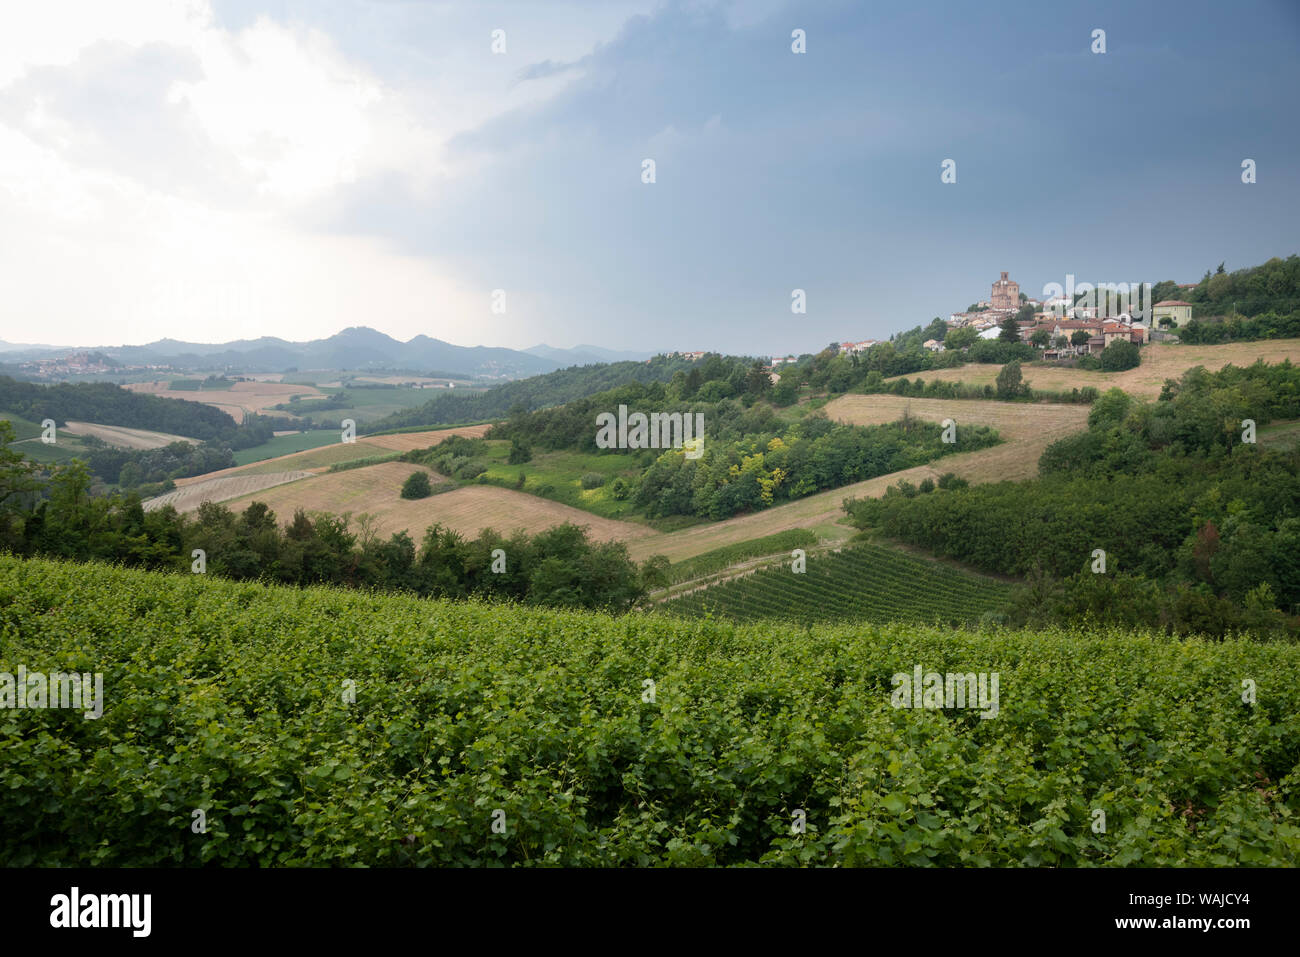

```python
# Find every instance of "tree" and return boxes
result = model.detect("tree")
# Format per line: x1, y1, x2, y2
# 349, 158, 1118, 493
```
1030, 329, 1050, 349
507, 438, 532, 464
1015, 303, 1036, 325
744, 360, 773, 397
995, 360, 1027, 399
1071, 329, 1092, 347
400, 470, 433, 499
1099, 339, 1141, 371
999, 315, 1022, 343
944, 326, 979, 350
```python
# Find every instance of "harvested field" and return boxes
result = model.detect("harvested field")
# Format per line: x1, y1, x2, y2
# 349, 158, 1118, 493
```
174, 424, 495, 486
124, 380, 326, 423
362, 424, 493, 451
221, 463, 654, 544
887, 339, 1300, 399
143, 471, 313, 513
62, 421, 194, 450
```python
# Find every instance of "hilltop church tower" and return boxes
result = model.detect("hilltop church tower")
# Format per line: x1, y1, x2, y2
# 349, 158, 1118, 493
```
991, 271, 1019, 311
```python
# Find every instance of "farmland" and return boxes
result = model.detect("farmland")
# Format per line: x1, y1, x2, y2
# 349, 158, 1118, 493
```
887, 339, 1300, 399
2, 554, 1296, 867
173, 425, 493, 484
231, 430, 344, 465
661, 542, 1014, 625
124, 380, 326, 424
622, 396, 1088, 563
219, 461, 654, 544
61, 421, 195, 450
142, 470, 315, 514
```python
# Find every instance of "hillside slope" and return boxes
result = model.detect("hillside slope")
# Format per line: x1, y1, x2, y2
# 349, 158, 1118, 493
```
2, 555, 1297, 867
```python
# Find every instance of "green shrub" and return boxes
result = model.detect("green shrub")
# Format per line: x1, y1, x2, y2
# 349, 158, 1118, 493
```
400, 470, 432, 499
579, 472, 605, 490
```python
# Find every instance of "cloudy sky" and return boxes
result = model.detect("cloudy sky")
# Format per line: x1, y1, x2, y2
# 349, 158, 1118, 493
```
1, 0, 1297, 354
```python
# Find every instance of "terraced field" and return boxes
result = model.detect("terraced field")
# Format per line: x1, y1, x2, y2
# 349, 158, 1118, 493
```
661, 542, 1014, 625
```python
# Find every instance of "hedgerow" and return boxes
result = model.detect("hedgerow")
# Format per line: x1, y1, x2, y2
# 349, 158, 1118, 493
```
1, 555, 1297, 866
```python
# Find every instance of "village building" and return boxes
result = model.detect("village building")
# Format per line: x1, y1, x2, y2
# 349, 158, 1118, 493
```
1152, 300, 1193, 329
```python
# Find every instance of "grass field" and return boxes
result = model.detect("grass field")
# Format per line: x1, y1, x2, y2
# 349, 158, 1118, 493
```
7, 424, 99, 465
232, 430, 347, 465
1260, 418, 1300, 450
661, 542, 1015, 625
276, 385, 451, 426
476, 444, 646, 520
5, 553, 1296, 866
0, 413, 44, 441
889, 339, 1300, 399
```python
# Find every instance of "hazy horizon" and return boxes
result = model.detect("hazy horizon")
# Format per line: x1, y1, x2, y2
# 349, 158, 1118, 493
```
2, 0, 1297, 353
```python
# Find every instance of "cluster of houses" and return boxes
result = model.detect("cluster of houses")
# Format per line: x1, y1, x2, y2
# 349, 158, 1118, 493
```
675, 274, 1199, 372
17, 351, 123, 376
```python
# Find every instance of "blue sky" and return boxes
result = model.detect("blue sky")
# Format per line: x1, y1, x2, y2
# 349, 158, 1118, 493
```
1, 0, 1297, 354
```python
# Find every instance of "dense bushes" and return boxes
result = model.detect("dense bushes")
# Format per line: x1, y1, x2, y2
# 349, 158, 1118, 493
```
484, 381, 999, 521
400, 470, 433, 499
3, 555, 1297, 866
0, 427, 654, 612
844, 362, 1300, 635
1098, 339, 1140, 371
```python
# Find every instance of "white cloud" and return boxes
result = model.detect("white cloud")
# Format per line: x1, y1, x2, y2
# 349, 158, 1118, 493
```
0, 0, 668, 347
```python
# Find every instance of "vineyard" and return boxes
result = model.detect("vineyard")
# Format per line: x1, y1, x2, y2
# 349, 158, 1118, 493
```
3, 554, 1297, 867
661, 542, 1014, 625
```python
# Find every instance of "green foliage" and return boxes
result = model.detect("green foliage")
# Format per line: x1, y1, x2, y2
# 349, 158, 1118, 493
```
851, 362, 1300, 634
400, 470, 433, 499
662, 543, 1013, 626
507, 439, 533, 465
5, 554, 1296, 867
579, 472, 605, 490
363, 355, 712, 434
1098, 339, 1140, 372
663, 529, 818, 584
0, 375, 236, 439
995, 360, 1027, 399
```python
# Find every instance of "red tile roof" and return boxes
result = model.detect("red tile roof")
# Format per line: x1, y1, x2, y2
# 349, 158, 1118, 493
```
1154, 300, 1192, 306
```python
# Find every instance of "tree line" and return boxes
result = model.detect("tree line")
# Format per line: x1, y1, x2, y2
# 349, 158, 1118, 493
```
0, 423, 656, 613
480, 377, 999, 521
843, 361, 1300, 637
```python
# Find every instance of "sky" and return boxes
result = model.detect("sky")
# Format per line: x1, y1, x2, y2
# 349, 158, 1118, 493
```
0, 0, 1297, 355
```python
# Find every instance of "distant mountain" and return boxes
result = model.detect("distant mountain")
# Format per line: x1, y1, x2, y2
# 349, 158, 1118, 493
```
0, 340, 60, 353
524, 343, 654, 366
3, 328, 612, 379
